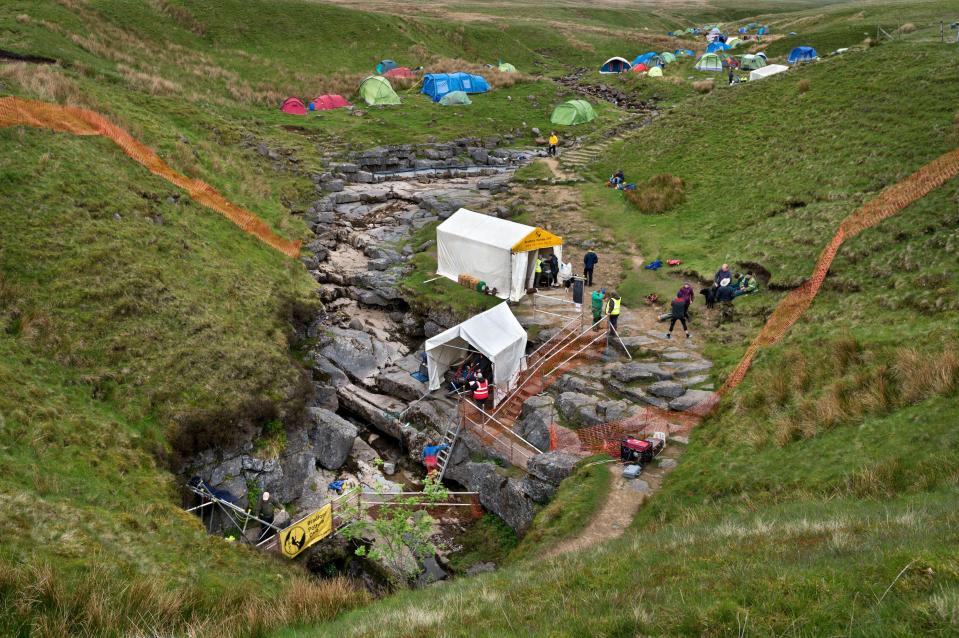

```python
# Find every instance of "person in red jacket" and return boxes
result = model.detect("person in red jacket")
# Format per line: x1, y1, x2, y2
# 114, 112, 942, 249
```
470, 373, 490, 411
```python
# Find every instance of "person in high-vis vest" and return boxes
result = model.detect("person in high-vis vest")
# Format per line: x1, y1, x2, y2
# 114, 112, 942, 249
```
535, 257, 543, 287
604, 290, 622, 333
471, 373, 490, 410
548, 131, 559, 156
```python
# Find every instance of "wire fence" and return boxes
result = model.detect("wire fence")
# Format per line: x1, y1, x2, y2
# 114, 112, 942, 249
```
0, 97, 302, 258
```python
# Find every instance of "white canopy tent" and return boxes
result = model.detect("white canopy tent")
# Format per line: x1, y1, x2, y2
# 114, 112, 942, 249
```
436, 208, 563, 302
749, 63, 789, 81
425, 302, 527, 405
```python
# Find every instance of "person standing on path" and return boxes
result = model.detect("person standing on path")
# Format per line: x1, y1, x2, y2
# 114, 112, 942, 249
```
583, 250, 598, 286
591, 288, 605, 330
604, 290, 621, 334
677, 283, 695, 318
549, 253, 559, 287
548, 131, 559, 157
666, 295, 691, 339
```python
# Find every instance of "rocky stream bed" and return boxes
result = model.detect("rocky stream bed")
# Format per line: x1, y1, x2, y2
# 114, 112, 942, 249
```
182, 137, 714, 584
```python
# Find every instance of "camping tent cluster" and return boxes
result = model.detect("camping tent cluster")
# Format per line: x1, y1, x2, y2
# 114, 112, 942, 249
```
422, 72, 490, 102
436, 208, 563, 302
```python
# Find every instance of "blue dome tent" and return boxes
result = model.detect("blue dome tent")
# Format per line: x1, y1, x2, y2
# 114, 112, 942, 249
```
707, 41, 732, 53
788, 46, 818, 64
421, 72, 490, 102
599, 56, 632, 74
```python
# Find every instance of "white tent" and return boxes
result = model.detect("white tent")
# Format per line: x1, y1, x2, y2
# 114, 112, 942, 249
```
749, 63, 789, 81
425, 302, 528, 405
436, 208, 563, 302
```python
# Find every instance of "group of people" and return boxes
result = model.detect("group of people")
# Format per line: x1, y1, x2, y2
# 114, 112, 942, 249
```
607, 169, 634, 190
709, 263, 759, 304
447, 353, 493, 410
590, 287, 622, 333
535, 252, 562, 288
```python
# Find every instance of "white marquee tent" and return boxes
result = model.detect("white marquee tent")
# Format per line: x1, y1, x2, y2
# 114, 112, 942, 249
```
425, 302, 527, 405
436, 208, 563, 302
749, 63, 789, 81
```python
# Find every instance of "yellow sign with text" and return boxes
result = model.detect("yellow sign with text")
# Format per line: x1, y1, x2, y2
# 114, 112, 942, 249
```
512, 228, 562, 253
279, 503, 333, 558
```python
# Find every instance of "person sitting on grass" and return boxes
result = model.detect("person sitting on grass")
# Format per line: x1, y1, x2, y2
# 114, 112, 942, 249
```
609, 169, 625, 187
734, 271, 759, 297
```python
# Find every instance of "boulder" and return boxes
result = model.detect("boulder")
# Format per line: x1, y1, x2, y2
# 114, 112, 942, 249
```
316, 327, 399, 384
520, 476, 555, 503
612, 362, 674, 383
556, 391, 598, 422
308, 408, 358, 470
310, 354, 349, 387
671, 360, 714, 377
416, 555, 449, 587
648, 381, 686, 399
607, 379, 670, 410
448, 462, 535, 534
598, 399, 633, 422
551, 373, 602, 395
668, 389, 715, 412
527, 452, 578, 485
377, 368, 426, 402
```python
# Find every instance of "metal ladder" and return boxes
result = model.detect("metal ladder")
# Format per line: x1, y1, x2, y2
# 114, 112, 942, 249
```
434, 415, 462, 482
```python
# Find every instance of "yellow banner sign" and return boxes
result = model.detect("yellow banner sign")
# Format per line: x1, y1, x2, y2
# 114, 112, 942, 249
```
279, 503, 333, 558
512, 228, 562, 253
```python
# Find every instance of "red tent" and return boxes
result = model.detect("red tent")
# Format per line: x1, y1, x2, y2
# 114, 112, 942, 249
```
280, 97, 307, 115
631, 63, 649, 73
311, 94, 352, 111
384, 66, 415, 79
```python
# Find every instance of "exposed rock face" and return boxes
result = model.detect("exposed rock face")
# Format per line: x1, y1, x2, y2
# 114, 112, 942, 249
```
527, 452, 578, 485
556, 391, 602, 427
446, 461, 535, 534
612, 362, 674, 383
515, 394, 555, 451
647, 381, 686, 399
308, 408, 358, 470
669, 389, 715, 411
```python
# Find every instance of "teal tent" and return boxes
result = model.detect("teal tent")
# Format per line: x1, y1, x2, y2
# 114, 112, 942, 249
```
439, 91, 472, 106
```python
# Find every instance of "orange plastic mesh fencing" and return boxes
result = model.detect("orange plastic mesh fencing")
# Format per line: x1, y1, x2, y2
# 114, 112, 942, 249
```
551, 148, 959, 458
0, 97, 301, 258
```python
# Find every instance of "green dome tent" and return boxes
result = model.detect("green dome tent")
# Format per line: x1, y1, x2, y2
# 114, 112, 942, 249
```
739, 54, 767, 71
659, 52, 676, 64
438, 90, 472, 106
694, 53, 724, 72
647, 66, 663, 78
358, 76, 400, 106
497, 62, 517, 73
550, 99, 596, 126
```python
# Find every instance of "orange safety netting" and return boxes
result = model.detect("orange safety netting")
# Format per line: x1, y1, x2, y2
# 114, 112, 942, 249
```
0, 97, 301, 258
548, 148, 959, 457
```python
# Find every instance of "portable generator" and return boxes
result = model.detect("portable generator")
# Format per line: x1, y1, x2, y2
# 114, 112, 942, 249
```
620, 434, 666, 465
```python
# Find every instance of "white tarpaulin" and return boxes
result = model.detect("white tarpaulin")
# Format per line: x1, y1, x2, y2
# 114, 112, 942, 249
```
425, 302, 527, 403
436, 208, 562, 302
749, 63, 789, 81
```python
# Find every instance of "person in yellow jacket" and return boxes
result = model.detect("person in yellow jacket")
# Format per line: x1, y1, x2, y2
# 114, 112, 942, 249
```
548, 131, 558, 157
604, 290, 622, 333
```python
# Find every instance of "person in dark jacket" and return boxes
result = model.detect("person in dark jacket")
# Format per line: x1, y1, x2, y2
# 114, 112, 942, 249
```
714, 263, 733, 287
677, 283, 694, 317
716, 284, 736, 303
583, 251, 598, 286
666, 296, 691, 339
548, 253, 559, 287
